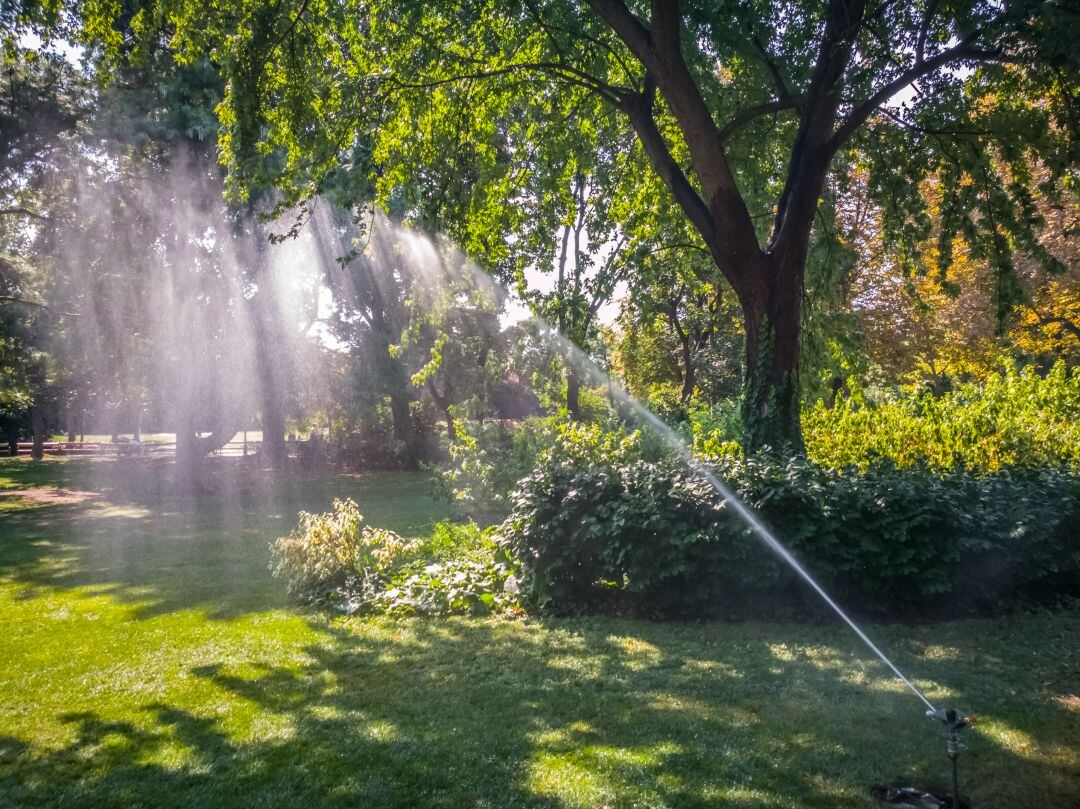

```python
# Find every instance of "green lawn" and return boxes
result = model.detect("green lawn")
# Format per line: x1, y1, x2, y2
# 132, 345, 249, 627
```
0, 457, 1077, 808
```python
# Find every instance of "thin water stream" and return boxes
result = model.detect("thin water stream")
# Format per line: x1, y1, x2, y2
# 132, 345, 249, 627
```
555, 335, 938, 713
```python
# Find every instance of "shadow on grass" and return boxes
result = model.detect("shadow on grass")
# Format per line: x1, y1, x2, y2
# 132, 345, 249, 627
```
2, 458, 1077, 807
0, 457, 451, 620
3, 616, 1077, 808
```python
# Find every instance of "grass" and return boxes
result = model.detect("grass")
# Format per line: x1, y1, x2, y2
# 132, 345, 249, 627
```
0, 457, 1077, 808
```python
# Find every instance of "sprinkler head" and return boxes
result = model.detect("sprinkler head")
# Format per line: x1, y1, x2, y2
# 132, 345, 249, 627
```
927, 707, 972, 757
927, 707, 972, 736
928, 708, 976, 748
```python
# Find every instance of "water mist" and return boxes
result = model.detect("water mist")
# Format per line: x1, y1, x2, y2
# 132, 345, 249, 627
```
61, 170, 971, 801
57, 149, 326, 491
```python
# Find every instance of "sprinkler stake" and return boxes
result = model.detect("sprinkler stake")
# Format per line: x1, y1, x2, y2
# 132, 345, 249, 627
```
927, 707, 974, 808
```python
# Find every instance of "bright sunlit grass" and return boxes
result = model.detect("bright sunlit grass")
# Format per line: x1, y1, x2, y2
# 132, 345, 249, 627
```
1, 457, 1077, 808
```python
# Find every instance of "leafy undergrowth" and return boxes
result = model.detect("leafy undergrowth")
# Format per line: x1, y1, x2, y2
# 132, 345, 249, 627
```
1, 457, 1077, 808
270, 499, 515, 616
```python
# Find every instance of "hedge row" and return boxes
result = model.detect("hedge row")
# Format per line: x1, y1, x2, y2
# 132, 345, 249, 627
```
499, 454, 1080, 619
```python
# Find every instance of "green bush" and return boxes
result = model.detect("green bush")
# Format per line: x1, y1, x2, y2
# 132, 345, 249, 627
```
499, 454, 1080, 619
433, 415, 646, 521
271, 500, 515, 615
373, 556, 517, 616
270, 498, 422, 606
803, 362, 1080, 471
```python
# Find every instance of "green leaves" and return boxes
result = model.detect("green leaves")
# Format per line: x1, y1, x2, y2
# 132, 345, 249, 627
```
271, 498, 517, 615
803, 362, 1080, 472
500, 449, 1080, 619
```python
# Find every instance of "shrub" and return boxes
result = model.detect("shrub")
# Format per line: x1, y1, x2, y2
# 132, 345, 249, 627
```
373, 556, 516, 616
270, 498, 422, 606
433, 415, 646, 521
684, 399, 743, 461
330, 424, 439, 471
499, 454, 1080, 619
431, 419, 534, 521
803, 362, 1080, 471
271, 500, 516, 615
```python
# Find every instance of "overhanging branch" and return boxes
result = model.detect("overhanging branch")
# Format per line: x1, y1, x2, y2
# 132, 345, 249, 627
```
829, 28, 1000, 150
717, 96, 804, 143
387, 61, 626, 105
619, 78, 716, 249
0, 207, 49, 221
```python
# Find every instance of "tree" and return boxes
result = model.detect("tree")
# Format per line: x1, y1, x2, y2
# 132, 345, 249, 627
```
616, 244, 741, 406
0, 47, 85, 456
13, 9, 320, 481
315, 207, 433, 466
826, 160, 1078, 387
119, 0, 1077, 451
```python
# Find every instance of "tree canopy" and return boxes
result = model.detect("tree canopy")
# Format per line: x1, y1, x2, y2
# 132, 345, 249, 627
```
3, 0, 1078, 459
82, 0, 1072, 447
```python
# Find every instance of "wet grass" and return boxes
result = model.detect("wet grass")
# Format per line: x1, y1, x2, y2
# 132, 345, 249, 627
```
1, 456, 1077, 808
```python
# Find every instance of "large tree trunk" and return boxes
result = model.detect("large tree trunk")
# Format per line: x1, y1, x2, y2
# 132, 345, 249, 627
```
426, 380, 457, 441
253, 338, 288, 469
175, 418, 204, 493
174, 398, 240, 492
66, 397, 77, 443
566, 365, 583, 421
388, 390, 422, 468
738, 272, 804, 452
30, 401, 45, 460
366, 284, 423, 467
248, 232, 290, 469
251, 316, 289, 466
589, 0, 869, 455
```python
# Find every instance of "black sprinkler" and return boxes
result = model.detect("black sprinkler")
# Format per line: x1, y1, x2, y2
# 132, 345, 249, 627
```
927, 707, 974, 807
870, 707, 976, 808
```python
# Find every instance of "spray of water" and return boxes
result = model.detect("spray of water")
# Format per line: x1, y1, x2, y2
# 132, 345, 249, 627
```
306, 207, 938, 714
57, 150, 326, 482
611, 406, 938, 713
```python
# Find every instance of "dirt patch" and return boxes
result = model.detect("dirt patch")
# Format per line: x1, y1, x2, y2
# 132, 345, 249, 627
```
0, 487, 101, 506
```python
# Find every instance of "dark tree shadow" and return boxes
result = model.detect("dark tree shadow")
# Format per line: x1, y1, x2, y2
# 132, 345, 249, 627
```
5, 615, 1076, 808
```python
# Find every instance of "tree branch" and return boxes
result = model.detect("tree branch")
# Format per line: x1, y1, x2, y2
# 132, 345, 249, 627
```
0, 295, 77, 317
743, 27, 793, 99
618, 78, 716, 249
0, 295, 49, 308
387, 61, 626, 105
585, 0, 739, 203
717, 96, 804, 143
641, 241, 711, 256
829, 28, 998, 150
1027, 306, 1080, 341
916, 0, 943, 65
521, 0, 636, 84
267, 0, 312, 55
769, 0, 867, 265
583, 0, 654, 64
0, 207, 49, 221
